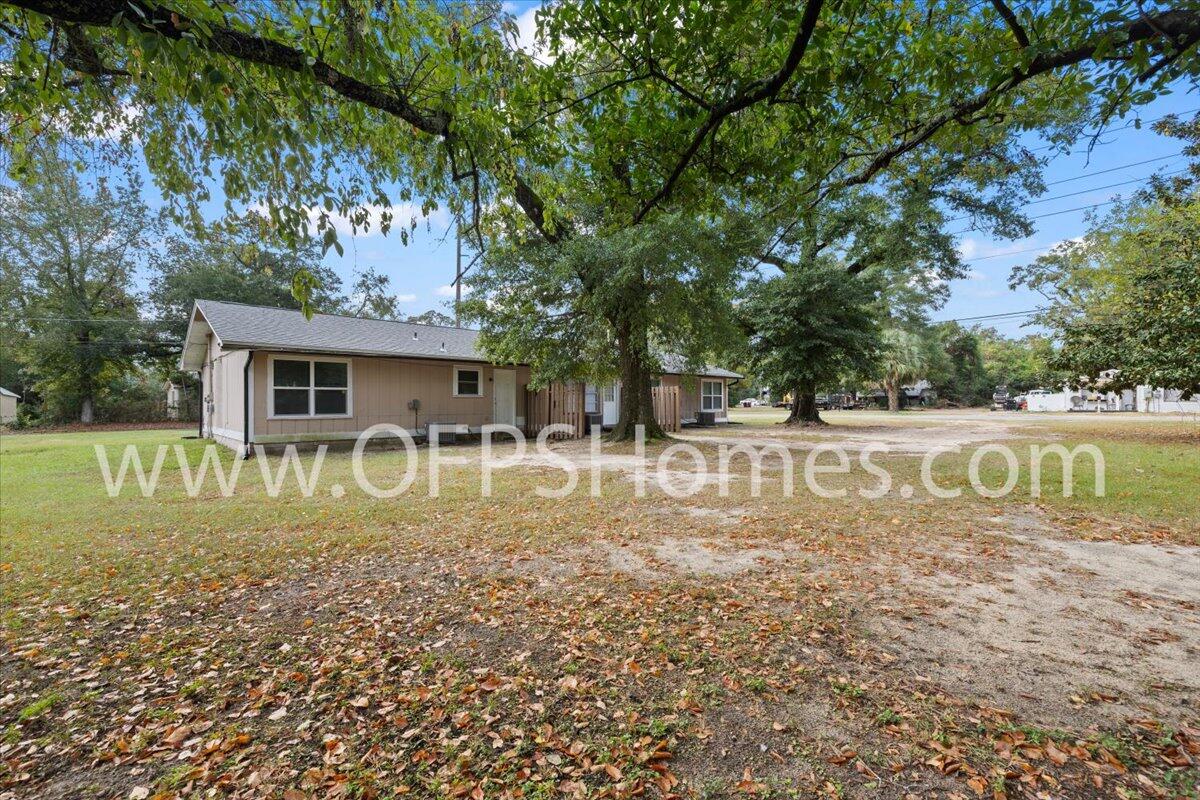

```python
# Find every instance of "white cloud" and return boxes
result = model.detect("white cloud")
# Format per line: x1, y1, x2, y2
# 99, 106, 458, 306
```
395, 293, 417, 303
305, 202, 451, 238
502, 2, 569, 63
964, 268, 988, 281
247, 200, 452, 241
436, 284, 472, 298
956, 237, 1041, 261
507, 3, 541, 53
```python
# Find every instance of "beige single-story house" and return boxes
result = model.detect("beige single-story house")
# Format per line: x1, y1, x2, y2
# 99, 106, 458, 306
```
179, 300, 740, 451
0, 387, 18, 425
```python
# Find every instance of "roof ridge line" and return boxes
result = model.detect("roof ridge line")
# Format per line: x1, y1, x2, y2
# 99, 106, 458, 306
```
196, 298, 480, 333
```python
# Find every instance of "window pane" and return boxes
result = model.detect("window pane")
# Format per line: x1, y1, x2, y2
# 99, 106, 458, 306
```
315, 389, 347, 415
314, 361, 348, 388
457, 370, 480, 395
274, 388, 309, 415
274, 360, 310, 387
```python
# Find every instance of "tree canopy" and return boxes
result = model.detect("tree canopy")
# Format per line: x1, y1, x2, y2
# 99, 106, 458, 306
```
6, 0, 1200, 431
0, 151, 156, 422
741, 261, 882, 424
5, 0, 1196, 246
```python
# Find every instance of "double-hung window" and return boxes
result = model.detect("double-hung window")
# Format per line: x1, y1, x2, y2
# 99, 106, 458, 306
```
453, 366, 483, 397
701, 380, 724, 412
270, 357, 351, 417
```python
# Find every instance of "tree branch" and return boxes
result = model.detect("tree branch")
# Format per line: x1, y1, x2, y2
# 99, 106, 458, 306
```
989, 0, 1030, 49
11, 0, 566, 243
632, 0, 825, 223
818, 9, 1200, 206
17, 0, 451, 135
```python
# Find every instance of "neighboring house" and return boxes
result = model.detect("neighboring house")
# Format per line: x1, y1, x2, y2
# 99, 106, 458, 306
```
1136, 386, 1200, 414
179, 300, 739, 451
0, 387, 18, 425
903, 379, 937, 407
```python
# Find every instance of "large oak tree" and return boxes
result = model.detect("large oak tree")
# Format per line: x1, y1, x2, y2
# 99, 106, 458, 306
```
4, 0, 1198, 436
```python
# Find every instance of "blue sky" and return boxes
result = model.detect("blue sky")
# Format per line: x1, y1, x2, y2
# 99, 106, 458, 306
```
118, 3, 1195, 336
936, 85, 1196, 334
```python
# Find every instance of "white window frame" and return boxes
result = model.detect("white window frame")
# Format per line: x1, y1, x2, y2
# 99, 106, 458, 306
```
452, 365, 484, 398
267, 355, 353, 419
701, 379, 724, 412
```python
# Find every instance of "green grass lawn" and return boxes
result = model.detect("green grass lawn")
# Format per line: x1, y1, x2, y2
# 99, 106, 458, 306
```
2, 422, 1198, 799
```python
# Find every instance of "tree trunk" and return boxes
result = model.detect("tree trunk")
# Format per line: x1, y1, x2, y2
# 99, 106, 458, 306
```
78, 327, 95, 424
608, 323, 665, 442
885, 378, 901, 412
784, 383, 824, 425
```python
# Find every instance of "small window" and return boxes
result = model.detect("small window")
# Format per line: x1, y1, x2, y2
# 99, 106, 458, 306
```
702, 380, 723, 411
270, 357, 351, 417
454, 367, 482, 397
602, 384, 616, 402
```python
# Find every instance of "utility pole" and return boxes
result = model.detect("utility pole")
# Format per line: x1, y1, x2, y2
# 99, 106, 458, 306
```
454, 216, 462, 327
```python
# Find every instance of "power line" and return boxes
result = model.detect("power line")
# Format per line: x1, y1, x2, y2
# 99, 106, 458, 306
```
950, 197, 1120, 236
1028, 107, 1200, 154
932, 308, 1045, 324
1044, 153, 1183, 187
950, 167, 1187, 224
961, 244, 1055, 263
1025, 168, 1187, 207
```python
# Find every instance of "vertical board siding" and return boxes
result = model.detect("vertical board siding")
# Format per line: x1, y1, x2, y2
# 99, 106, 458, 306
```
251, 352, 529, 437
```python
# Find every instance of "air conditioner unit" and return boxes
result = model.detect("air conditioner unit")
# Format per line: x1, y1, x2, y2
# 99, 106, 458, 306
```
430, 423, 458, 445
696, 410, 717, 426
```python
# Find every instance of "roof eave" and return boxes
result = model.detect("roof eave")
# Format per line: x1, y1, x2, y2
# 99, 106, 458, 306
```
178, 302, 219, 371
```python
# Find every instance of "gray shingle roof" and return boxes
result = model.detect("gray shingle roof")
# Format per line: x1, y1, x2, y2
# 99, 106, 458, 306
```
188, 299, 740, 378
659, 354, 741, 379
197, 299, 481, 361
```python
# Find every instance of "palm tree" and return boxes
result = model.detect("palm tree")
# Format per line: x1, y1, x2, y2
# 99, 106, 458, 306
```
880, 328, 927, 412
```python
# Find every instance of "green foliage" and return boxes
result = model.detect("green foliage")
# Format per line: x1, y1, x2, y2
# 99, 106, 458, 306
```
463, 208, 758, 387
0, 151, 156, 423
881, 329, 927, 387
879, 328, 928, 410
926, 323, 1066, 404
404, 309, 457, 327
3, 0, 1196, 311
1011, 114, 1200, 396
147, 213, 345, 343
741, 263, 883, 398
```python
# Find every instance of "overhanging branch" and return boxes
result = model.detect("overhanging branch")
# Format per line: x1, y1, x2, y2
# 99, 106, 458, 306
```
632, 0, 825, 223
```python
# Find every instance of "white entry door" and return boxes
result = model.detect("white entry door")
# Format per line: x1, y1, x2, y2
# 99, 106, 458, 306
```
492, 369, 516, 427
602, 383, 620, 426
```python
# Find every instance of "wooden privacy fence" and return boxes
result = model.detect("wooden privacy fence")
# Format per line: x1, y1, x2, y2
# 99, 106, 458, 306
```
651, 385, 680, 432
525, 382, 680, 437
525, 382, 585, 439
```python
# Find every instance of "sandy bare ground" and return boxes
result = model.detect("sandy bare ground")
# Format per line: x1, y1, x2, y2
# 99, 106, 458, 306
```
865, 507, 1200, 731
495, 496, 1199, 733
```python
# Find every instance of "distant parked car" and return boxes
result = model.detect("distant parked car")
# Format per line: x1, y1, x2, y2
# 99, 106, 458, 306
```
738, 398, 760, 408
991, 385, 1019, 411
